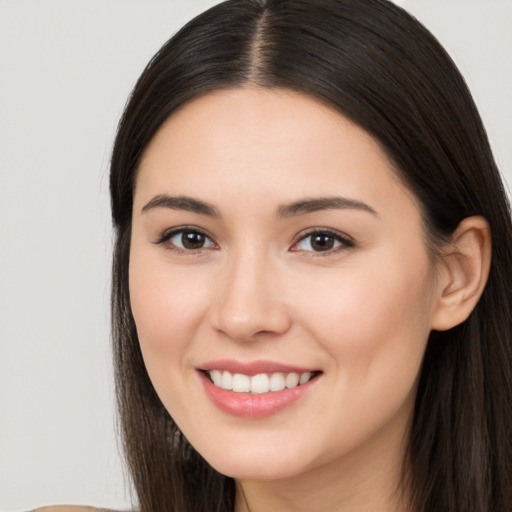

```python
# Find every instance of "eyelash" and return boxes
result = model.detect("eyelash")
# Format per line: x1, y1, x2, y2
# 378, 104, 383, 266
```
154, 226, 217, 255
291, 228, 355, 255
154, 227, 354, 255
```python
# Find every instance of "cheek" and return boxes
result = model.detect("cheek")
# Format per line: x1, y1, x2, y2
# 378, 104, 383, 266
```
128, 249, 211, 364
296, 255, 435, 374
128, 249, 216, 423
288, 256, 435, 455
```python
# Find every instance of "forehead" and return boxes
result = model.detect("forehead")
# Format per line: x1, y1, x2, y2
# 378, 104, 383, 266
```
134, 87, 419, 220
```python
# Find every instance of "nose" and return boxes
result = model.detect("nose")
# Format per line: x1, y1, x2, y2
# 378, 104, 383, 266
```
210, 250, 292, 342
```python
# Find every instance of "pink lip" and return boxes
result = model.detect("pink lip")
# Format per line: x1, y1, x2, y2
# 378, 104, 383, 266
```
199, 359, 317, 376
198, 363, 321, 419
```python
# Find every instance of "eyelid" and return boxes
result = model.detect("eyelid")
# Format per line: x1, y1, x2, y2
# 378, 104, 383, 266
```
153, 225, 353, 255
290, 228, 355, 253
154, 225, 218, 252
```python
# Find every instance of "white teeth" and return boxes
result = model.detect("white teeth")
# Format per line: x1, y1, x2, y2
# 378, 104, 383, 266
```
285, 372, 300, 388
299, 372, 312, 385
210, 370, 222, 387
250, 373, 270, 394
270, 372, 286, 391
221, 371, 232, 390
232, 373, 251, 392
208, 370, 315, 393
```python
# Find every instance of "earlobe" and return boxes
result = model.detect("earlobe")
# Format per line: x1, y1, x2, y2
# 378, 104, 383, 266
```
431, 216, 492, 331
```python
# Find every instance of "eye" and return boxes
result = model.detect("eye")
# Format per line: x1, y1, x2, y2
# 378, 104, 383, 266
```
157, 227, 217, 252
291, 230, 354, 253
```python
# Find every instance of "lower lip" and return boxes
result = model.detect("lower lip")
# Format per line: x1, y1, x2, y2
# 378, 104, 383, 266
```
199, 372, 319, 418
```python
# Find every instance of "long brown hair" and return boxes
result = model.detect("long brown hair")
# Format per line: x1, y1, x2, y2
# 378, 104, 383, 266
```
110, 1, 512, 510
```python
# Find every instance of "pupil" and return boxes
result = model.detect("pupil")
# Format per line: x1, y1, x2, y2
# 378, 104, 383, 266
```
311, 234, 334, 251
182, 231, 205, 249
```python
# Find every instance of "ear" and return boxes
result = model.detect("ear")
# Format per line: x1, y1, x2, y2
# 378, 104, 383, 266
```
431, 216, 491, 331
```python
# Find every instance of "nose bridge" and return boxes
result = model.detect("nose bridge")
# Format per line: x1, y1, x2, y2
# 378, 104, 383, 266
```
213, 245, 290, 341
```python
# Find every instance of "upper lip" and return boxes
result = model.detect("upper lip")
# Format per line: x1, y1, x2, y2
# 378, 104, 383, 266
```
198, 359, 320, 376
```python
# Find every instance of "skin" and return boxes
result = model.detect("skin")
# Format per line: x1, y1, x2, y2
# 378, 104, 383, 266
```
129, 88, 490, 512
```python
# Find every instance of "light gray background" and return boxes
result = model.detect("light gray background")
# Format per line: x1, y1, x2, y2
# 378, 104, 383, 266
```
0, 1, 511, 510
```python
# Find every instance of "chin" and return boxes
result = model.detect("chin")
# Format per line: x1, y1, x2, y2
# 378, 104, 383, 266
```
194, 439, 317, 481
209, 458, 306, 481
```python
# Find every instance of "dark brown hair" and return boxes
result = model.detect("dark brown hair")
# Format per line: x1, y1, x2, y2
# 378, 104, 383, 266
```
110, 1, 512, 510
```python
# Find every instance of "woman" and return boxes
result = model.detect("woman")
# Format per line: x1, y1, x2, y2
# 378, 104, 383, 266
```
36, 0, 512, 510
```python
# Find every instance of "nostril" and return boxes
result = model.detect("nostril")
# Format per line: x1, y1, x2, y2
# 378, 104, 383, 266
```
213, 305, 293, 342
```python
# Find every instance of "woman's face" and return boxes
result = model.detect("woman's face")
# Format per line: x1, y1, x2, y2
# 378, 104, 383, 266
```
129, 88, 441, 481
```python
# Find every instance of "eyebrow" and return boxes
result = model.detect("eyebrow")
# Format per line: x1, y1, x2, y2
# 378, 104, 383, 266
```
277, 197, 378, 218
140, 194, 378, 219
141, 194, 220, 217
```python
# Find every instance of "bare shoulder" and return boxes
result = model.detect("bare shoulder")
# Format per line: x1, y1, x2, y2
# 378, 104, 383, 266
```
31, 507, 122, 512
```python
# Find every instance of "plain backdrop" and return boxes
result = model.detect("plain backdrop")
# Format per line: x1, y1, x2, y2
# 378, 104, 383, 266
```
0, 1, 511, 510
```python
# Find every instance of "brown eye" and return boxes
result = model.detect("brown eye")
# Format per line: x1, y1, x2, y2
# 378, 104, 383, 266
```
181, 230, 207, 249
293, 230, 354, 253
310, 234, 336, 251
161, 228, 216, 251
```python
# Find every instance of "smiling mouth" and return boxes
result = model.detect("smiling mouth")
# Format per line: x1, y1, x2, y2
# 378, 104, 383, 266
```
204, 370, 321, 394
